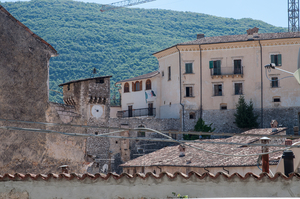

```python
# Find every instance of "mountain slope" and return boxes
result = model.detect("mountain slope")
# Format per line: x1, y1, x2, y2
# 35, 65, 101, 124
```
1, 0, 287, 102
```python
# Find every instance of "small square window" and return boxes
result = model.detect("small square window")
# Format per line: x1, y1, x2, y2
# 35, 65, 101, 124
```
271, 77, 279, 88
273, 98, 281, 102
186, 87, 193, 97
234, 83, 243, 95
185, 63, 193, 74
271, 54, 282, 66
96, 78, 104, 84
220, 104, 227, 110
189, 112, 196, 119
214, 84, 222, 96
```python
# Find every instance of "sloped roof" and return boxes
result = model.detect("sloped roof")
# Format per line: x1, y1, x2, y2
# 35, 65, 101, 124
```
153, 32, 300, 55
121, 128, 295, 168
0, 5, 57, 56
116, 71, 159, 84
59, 75, 112, 86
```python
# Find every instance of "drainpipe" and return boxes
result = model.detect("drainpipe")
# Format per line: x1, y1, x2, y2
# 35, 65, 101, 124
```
259, 40, 263, 128
199, 45, 203, 119
176, 46, 185, 131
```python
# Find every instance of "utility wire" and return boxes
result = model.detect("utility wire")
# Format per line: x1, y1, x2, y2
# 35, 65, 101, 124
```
0, 118, 297, 138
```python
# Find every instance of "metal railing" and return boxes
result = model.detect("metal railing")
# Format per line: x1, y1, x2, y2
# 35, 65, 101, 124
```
211, 66, 244, 76
118, 108, 156, 118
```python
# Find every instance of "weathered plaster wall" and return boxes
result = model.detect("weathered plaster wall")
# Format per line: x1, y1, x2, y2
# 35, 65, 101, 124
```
0, 173, 300, 198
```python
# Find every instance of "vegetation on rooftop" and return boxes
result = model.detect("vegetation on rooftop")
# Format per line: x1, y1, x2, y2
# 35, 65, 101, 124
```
1, 0, 287, 103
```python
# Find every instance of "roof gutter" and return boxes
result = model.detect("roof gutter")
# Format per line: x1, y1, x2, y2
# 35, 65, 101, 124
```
176, 45, 185, 132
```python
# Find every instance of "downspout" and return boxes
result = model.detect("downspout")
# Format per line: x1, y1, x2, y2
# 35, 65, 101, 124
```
176, 46, 185, 131
199, 45, 203, 119
259, 40, 263, 128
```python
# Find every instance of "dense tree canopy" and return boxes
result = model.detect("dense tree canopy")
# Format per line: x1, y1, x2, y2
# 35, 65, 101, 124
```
1, 0, 287, 103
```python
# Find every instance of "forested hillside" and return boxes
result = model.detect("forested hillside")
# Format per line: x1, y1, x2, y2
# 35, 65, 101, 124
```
1, 0, 287, 103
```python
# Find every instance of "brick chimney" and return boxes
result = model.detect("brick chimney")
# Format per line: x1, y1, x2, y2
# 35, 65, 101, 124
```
197, 34, 205, 39
247, 27, 259, 40
260, 137, 270, 173
178, 145, 186, 157
285, 139, 293, 146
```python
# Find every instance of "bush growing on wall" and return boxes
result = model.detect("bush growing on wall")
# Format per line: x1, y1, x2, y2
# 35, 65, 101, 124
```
184, 118, 215, 140
234, 95, 259, 128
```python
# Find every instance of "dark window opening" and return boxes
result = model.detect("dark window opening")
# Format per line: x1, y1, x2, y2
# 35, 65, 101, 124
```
115, 141, 118, 144
146, 79, 151, 90
189, 112, 196, 119
124, 83, 130, 93
67, 84, 70, 91
95, 132, 98, 135
186, 87, 193, 97
185, 63, 193, 73
168, 66, 171, 80
148, 103, 153, 116
274, 98, 281, 102
220, 104, 227, 110
271, 77, 279, 88
128, 106, 133, 117
214, 84, 222, 96
162, 71, 164, 76
210, 60, 221, 75
234, 83, 243, 95
96, 78, 104, 84
234, 59, 242, 74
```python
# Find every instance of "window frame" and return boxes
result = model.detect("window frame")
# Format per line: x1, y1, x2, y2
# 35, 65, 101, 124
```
185, 63, 193, 74
271, 77, 279, 88
185, 85, 194, 97
209, 60, 221, 75
233, 59, 242, 74
124, 82, 130, 93
270, 54, 282, 66
213, 83, 223, 96
234, 82, 243, 95
146, 79, 151, 90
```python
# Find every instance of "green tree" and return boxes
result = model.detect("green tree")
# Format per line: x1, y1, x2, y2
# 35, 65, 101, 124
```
234, 96, 259, 128
184, 118, 215, 140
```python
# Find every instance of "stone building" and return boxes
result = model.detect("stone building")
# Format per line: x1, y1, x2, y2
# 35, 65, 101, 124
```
118, 28, 300, 134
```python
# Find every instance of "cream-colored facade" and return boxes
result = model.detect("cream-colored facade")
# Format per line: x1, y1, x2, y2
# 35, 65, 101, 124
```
152, 30, 300, 132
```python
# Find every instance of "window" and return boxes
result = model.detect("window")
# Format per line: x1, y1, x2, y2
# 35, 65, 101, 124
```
234, 59, 242, 74
271, 54, 282, 66
234, 83, 243, 95
189, 112, 196, 119
168, 66, 171, 80
185, 63, 193, 74
220, 104, 227, 110
96, 78, 104, 84
162, 71, 164, 77
273, 97, 281, 102
124, 82, 129, 93
148, 103, 153, 116
146, 79, 151, 90
67, 84, 70, 91
132, 81, 142, 92
186, 87, 193, 97
128, 105, 133, 117
209, 60, 221, 75
271, 77, 279, 88
213, 84, 222, 96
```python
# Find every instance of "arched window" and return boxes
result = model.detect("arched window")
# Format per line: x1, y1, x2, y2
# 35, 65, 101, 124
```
146, 79, 151, 90
133, 81, 142, 91
124, 82, 129, 93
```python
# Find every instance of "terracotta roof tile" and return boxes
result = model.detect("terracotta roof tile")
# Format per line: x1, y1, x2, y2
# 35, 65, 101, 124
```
0, 172, 300, 182
0, 4, 57, 55
120, 128, 294, 168
116, 71, 159, 84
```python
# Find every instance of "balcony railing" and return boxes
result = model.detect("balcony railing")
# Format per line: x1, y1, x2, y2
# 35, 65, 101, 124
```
210, 66, 244, 76
118, 108, 156, 118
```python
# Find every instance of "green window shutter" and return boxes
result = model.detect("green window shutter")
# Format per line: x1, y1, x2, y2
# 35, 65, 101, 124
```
277, 54, 282, 66
271, 55, 275, 64
217, 60, 221, 67
209, 61, 213, 69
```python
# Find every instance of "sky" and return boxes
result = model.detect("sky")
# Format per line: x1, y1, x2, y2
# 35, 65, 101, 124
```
2, 0, 288, 28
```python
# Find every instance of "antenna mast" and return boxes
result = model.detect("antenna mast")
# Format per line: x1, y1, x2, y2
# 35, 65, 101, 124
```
100, 0, 156, 12
288, 0, 299, 32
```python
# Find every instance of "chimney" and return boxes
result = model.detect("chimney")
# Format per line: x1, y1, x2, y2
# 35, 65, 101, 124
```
285, 139, 293, 146
260, 137, 270, 173
197, 34, 205, 39
247, 27, 259, 41
282, 150, 295, 176
178, 145, 186, 157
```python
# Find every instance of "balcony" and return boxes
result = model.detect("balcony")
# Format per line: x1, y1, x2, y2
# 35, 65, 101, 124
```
210, 66, 243, 78
117, 108, 156, 118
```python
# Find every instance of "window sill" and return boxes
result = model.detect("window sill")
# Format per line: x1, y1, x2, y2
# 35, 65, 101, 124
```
184, 73, 195, 75
271, 87, 280, 89
212, 95, 223, 97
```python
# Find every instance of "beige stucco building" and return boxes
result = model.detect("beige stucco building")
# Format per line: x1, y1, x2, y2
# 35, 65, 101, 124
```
118, 28, 300, 133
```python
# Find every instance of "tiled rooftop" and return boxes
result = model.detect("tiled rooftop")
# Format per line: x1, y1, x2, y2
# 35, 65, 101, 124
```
116, 71, 159, 83
121, 128, 296, 168
179, 32, 300, 46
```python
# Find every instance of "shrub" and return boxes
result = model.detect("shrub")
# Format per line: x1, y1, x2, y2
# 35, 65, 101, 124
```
184, 118, 215, 140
